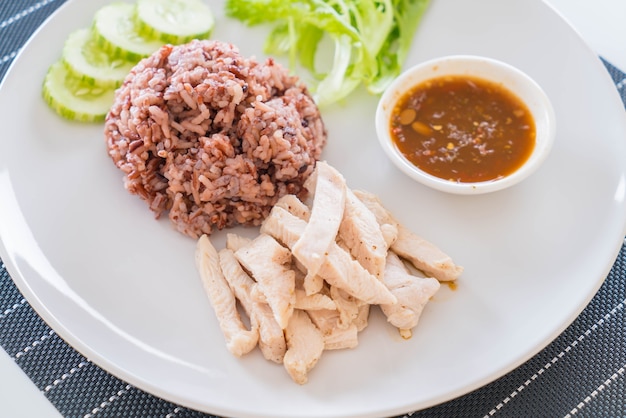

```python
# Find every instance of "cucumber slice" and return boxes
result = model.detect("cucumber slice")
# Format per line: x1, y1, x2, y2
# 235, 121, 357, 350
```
62, 28, 135, 88
93, 2, 163, 61
42, 61, 116, 122
135, 0, 214, 44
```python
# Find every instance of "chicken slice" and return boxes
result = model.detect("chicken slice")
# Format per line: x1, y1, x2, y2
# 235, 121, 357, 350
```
329, 285, 360, 329
275, 194, 311, 221
261, 206, 397, 305
307, 308, 359, 350
225, 233, 252, 252
292, 161, 347, 281
260, 207, 323, 291
323, 324, 359, 350
218, 248, 286, 363
295, 289, 336, 311
235, 234, 296, 329
320, 241, 397, 305
305, 276, 325, 296
283, 310, 325, 385
352, 190, 397, 230
353, 190, 463, 282
380, 223, 399, 248
380, 252, 441, 339
354, 303, 371, 332
195, 235, 258, 357
298, 271, 324, 296
392, 227, 464, 282
338, 188, 388, 279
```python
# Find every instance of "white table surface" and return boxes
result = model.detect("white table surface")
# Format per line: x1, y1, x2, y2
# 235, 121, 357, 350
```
1, 0, 625, 417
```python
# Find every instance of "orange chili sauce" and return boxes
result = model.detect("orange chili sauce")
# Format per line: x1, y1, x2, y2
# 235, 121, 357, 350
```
389, 75, 536, 183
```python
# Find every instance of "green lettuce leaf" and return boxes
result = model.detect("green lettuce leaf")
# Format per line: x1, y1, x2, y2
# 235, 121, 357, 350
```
225, 0, 430, 106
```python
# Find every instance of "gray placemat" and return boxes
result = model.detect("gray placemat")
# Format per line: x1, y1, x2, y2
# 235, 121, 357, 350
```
1, 1, 626, 417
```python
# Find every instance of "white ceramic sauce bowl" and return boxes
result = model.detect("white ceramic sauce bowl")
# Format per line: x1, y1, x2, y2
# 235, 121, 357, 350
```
375, 55, 556, 194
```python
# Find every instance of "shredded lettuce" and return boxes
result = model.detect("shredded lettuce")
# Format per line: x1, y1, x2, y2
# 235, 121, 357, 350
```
225, 0, 430, 107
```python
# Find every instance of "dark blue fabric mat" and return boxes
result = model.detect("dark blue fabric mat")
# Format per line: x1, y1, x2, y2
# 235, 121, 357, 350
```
1, 1, 626, 417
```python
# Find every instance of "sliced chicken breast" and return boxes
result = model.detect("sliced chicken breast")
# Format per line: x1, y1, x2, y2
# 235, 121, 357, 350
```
192, 160, 461, 385
262, 206, 397, 305
329, 285, 361, 329
292, 161, 347, 281
195, 235, 258, 357
381, 252, 441, 339
323, 324, 359, 350
225, 233, 252, 252
295, 289, 336, 311
307, 308, 360, 350
275, 194, 311, 221
353, 190, 463, 282
283, 310, 325, 385
392, 226, 464, 282
235, 234, 296, 329
218, 248, 286, 363
354, 303, 371, 332
338, 188, 388, 279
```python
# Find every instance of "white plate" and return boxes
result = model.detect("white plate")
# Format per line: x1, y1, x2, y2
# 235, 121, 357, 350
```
1, 0, 625, 417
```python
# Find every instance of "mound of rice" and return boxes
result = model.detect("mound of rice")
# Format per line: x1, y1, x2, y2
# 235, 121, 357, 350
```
105, 40, 327, 238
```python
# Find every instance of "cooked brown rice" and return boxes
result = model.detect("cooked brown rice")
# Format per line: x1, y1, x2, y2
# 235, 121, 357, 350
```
104, 40, 327, 238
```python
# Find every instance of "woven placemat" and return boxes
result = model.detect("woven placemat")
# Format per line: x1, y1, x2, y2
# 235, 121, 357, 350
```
1, 1, 626, 417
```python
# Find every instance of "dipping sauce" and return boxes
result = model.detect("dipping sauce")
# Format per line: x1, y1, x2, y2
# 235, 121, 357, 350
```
390, 75, 536, 183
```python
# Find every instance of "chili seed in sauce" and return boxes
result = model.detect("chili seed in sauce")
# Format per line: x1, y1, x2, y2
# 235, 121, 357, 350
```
389, 75, 536, 183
